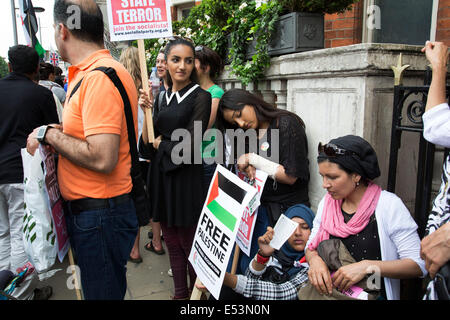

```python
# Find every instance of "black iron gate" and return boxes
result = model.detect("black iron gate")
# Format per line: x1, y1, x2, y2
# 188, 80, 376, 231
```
387, 68, 449, 299
387, 69, 449, 238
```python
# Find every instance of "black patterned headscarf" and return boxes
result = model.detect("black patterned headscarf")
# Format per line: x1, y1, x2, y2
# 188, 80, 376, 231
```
318, 135, 381, 181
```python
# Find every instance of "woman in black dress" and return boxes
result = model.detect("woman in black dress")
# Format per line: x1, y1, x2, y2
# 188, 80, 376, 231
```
215, 88, 310, 277
139, 37, 211, 299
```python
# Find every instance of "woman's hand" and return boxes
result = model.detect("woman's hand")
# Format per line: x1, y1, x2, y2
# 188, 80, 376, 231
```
237, 153, 256, 180
194, 280, 209, 293
257, 227, 275, 257
139, 89, 153, 110
153, 135, 162, 150
307, 254, 333, 295
421, 222, 450, 278
332, 260, 370, 292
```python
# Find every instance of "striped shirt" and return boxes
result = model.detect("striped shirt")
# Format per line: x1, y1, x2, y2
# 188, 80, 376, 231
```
233, 256, 309, 300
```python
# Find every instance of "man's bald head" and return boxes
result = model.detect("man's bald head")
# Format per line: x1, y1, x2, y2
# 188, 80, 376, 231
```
54, 0, 104, 45
69, 0, 100, 13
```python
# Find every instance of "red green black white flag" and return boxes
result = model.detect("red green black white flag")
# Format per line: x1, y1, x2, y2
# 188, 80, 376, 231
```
19, 0, 45, 58
206, 171, 247, 231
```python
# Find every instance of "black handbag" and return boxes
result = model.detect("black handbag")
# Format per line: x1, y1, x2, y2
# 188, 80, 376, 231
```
68, 67, 151, 227
435, 262, 450, 300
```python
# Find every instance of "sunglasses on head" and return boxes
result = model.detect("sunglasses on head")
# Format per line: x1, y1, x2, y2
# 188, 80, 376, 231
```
168, 35, 194, 43
318, 142, 357, 157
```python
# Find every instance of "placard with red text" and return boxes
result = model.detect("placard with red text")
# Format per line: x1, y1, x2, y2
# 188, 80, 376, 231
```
106, 0, 173, 42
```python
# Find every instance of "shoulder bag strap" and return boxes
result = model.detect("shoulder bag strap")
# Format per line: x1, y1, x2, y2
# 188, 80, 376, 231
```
67, 66, 140, 175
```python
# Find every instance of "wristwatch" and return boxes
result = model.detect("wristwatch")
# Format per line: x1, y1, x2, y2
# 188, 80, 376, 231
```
36, 125, 51, 145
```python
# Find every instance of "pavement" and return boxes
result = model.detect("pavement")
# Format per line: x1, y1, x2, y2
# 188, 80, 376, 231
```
39, 225, 175, 300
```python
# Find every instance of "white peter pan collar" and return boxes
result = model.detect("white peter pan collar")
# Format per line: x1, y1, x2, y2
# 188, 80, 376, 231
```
165, 84, 199, 105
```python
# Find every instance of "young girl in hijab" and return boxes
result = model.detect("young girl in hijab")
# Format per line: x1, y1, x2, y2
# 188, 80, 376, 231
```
305, 135, 427, 300
199, 204, 314, 300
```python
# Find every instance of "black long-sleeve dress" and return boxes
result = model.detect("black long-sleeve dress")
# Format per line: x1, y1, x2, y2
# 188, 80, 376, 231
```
139, 82, 211, 227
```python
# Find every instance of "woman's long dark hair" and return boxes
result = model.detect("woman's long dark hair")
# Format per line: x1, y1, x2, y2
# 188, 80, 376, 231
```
164, 37, 198, 88
216, 88, 305, 132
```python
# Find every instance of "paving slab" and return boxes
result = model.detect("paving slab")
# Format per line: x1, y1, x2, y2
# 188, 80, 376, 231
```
39, 225, 174, 300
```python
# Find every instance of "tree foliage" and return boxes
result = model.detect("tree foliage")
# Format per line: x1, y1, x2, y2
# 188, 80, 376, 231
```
0, 56, 9, 79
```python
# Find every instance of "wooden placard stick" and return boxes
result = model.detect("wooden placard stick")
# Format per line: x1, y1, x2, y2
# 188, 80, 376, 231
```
230, 243, 240, 275
190, 277, 204, 300
137, 39, 155, 143
68, 247, 83, 300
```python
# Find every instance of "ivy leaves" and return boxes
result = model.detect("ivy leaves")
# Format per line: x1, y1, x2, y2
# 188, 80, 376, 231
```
228, 1, 283, 85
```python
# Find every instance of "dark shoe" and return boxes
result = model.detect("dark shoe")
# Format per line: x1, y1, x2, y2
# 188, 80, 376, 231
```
144, 241, 165, 255
33, 286, 53, 300
128, 256, 143, 264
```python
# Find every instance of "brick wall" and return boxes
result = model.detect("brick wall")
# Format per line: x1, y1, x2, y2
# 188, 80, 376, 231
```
171, 6, 177, 22
436, 0, 450, 45
171, 1, 202, 22
324, 2, 364, 48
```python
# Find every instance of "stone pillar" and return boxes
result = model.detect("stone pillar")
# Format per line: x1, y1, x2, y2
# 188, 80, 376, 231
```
246, 82, 262, 98
272, 80, 288, 110
234, 82, 245, 90
259, 80, 276, 105
223, 81, 234, 92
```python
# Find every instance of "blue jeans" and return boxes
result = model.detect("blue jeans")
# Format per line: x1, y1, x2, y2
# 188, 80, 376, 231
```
66, 198, 138, 300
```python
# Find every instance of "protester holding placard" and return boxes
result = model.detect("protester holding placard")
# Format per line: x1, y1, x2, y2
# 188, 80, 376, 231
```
139, 37, 211, 300
215, 89, 310, 277
218, 204, 313, 300
305, 135, 426, 300
27, 0, 139, 300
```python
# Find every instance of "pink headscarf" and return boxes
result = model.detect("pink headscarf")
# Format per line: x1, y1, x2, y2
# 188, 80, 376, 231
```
308, 182, 382, 251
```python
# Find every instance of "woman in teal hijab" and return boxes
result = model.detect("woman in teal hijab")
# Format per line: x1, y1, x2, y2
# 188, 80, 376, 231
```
202, 204, 315, 300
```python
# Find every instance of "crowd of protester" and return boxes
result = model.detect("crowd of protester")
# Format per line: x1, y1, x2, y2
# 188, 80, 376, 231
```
0, 0, 448, 301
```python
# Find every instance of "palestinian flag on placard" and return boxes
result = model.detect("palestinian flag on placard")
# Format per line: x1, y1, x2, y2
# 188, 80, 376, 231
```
206, 171, 247, 232
19, 0, 45, 58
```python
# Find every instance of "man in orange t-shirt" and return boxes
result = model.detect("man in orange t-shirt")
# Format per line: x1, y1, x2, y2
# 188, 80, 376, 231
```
27, 0, 138, 300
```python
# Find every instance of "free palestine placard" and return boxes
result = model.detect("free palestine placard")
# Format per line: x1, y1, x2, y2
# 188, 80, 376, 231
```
189, 165, 257, 299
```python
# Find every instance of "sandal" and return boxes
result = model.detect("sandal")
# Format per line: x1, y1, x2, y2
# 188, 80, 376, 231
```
148, 231, 164, 241
128, 256, 143, 264
144, 241, 165, 255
